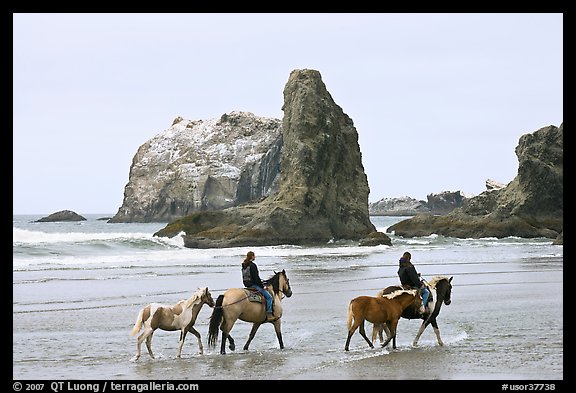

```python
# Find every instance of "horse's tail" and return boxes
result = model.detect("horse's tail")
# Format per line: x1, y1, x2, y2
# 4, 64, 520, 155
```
208, 294, 224, 347
346, 300, 354, 332
129, 308, 144, 336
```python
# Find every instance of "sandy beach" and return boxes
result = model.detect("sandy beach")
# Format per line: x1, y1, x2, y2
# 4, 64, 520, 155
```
13, 252, 563, 382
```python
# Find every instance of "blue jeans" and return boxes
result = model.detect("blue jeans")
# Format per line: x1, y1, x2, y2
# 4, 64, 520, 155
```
421, 287, 430, 308
250, 285, 273, 313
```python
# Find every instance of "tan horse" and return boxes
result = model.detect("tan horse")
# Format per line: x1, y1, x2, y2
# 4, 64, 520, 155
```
344, 289, 418, 351
129, 287, 215, 360
208, 270, 292, 354
372, 276, 453, 347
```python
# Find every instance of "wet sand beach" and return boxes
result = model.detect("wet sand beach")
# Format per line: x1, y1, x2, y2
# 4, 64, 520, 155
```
13, 254, 563, 381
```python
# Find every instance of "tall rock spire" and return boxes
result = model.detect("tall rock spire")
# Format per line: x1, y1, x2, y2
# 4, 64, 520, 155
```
154, 69, 386, 248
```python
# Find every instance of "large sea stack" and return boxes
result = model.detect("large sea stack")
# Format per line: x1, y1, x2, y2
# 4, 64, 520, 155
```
154, 69, 384, 248
387, 123, 563, 240
109, 112, 282, 223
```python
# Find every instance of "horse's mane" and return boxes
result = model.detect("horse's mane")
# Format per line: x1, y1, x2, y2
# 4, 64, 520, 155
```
265, 271, 283, 295
184, 287, 206, 309
381, 288, 418, 299
375, 286, 400, 297
427, 276, 451, 289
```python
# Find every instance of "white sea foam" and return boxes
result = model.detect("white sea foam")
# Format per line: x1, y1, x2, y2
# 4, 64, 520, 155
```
13, 228, 166, 245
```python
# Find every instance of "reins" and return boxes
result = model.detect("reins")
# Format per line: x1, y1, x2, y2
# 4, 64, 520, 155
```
214, 294, 250, 309
214, 286, 287, 309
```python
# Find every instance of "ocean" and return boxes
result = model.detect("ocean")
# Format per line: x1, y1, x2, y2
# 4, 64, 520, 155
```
13, 214, 563, 383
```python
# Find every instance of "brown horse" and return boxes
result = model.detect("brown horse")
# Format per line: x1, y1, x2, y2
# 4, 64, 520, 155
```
129, 287, 215, 360
344, 289, 418, 351
208, 270, 292, 354
372, 276, 453, 347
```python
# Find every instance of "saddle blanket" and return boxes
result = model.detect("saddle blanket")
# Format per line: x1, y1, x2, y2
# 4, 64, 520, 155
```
245, 289, 264, 303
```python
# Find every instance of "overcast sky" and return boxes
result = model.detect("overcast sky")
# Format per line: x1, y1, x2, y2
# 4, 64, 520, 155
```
13, 13, 563, 215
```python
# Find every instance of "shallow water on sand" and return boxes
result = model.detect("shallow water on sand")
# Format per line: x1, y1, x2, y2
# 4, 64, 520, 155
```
13, 216, 563, 381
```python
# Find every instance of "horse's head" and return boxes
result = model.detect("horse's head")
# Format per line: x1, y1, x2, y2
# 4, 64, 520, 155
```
266, 270, 292, 298
277, 269, 292, 298
438, 277, 453, 305
201, 287, 216, 308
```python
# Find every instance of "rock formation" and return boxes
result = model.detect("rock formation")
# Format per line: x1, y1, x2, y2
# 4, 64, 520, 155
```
425, 191, 469, 215
154, 69, 389, 248
109, 112, 282, 223
35, 210, 86, 222
369, 196, 428, 216
485, 178, 506, 191
387, 123, 563, 239
369, 191, 468, 216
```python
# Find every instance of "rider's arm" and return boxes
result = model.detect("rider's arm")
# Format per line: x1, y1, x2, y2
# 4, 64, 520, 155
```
251, 263, 264, 287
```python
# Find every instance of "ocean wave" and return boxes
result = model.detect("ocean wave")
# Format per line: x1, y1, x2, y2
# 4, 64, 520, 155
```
13, 228, 180, 246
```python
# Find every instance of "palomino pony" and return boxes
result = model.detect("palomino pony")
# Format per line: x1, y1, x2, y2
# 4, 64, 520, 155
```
372, 276, 453, 347
208, 270, 292, 355
344, 288, 418, 351
129, 287, 215, 360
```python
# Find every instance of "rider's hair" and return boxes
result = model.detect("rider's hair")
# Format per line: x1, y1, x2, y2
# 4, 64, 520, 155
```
242, 251, 255, 268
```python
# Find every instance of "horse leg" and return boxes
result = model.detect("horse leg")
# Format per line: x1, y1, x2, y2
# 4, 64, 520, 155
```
372, 323, 386, 345
380, 321, 395, 349
219, 319, 234, 355
176, 329, 187, 358
243, 323, 262, 351
133, 332, 143, 360
429, 319, 444, 346
272, 319, 284, 349
345, 319, 361, 351
187, 326, 203, 354
135, 328, 153, 360
382, 323, 391, 346
220, 331, 228, 355
359, 321, 374, 349
227, 334, 236, 351
389, 319, 400, 349
412, 320, 430, 347
144, 329, 155, 359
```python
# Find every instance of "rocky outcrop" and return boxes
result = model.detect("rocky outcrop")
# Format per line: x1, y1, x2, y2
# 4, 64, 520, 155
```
109, 112, 282, 223
552, 231, 563, 245
387, 123, 563, 239
485, 178, 506, 191
154, 69, 388, 248
35, 210, 86, 222
425, 191, 469, 215
369, 191, 468, 216
369, 196, 428, 216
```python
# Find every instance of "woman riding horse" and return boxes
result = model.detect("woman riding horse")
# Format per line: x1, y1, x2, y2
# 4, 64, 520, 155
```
208, 269, 293, 354
241, 251, 275, 322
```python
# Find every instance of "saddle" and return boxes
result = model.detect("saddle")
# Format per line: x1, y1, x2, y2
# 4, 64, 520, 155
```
244, 288, 266, 303
401, 283, 434, 307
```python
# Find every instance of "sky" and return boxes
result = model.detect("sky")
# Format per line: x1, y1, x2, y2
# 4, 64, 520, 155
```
13, 13, 563, 215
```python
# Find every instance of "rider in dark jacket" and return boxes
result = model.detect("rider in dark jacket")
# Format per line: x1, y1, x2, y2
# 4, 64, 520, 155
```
397, 251, 430, 314
241, 251, 275, 321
